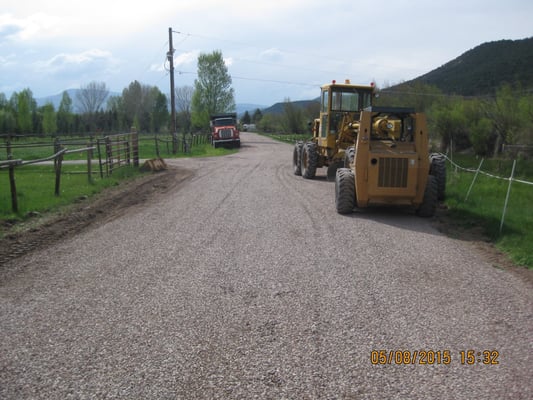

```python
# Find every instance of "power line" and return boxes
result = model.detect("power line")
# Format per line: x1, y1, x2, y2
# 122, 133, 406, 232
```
170, 29, 371, 81
176, 70, 320, 88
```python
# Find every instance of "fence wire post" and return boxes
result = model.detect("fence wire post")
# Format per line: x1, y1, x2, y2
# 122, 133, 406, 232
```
54, 151, 64, 196
499, 160, 516, 234
155, 133, 160, 158
465, 158, 484, 202
131, 127, 139, 167
6, 137, 18, 212
87, 136, 93, 184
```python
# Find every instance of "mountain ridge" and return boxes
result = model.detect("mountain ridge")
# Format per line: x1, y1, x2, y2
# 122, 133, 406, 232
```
403, 37, 533, 95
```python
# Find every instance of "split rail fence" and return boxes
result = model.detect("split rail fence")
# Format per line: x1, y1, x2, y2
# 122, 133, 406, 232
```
1, 131, 139, 213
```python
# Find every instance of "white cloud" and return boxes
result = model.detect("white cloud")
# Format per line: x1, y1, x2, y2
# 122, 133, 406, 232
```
0, 12, 64, 41
36, 49, 115, 72
259, 48, 284, 62
174, 51, 199, 68
0, 54, 17, 67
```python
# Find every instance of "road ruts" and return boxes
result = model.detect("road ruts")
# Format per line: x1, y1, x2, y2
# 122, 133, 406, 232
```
1, 132, 531, 399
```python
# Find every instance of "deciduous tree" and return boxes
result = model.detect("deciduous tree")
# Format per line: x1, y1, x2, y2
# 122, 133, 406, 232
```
42, 103, 57, 135
191, 50, 235, 129
16, 89, 35, 134
57, 91, 74, 134
76, 81, 109, 114
176, 85, 194, 132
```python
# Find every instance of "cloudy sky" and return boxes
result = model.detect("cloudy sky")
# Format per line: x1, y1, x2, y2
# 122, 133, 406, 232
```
1, 0, 532, 106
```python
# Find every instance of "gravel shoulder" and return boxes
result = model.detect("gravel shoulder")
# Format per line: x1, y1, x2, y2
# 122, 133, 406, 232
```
0, 167, 192, 267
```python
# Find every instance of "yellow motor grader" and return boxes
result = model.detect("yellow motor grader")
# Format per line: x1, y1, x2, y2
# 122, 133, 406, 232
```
293, 80, 375, 180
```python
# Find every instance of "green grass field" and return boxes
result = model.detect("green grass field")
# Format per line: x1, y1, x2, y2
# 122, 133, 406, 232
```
0, 164, 143, 222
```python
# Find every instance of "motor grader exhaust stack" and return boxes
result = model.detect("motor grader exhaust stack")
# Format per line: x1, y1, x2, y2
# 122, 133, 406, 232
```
335, 107, 445, 217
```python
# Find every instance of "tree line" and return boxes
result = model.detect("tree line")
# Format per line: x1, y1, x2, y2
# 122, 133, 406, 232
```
0, 82, 172, 137
0, 50, 241, 138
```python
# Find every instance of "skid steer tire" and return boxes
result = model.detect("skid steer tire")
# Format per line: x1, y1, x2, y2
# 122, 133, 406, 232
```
417, 175, 438, 217
335, 168, 355, 214
430, 153, 446, 200
301, 142, 318, 179
344, 146, 355, 168
293, 141, 303, 176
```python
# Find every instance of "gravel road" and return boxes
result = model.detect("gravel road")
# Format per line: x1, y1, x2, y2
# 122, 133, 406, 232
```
1, 132, 531, 399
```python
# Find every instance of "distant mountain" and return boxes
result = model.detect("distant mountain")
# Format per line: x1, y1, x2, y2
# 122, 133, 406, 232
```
236, 103, 268, 116
36, 89, 77, 109
262, 99, 320, 115
405, 37, 533, 96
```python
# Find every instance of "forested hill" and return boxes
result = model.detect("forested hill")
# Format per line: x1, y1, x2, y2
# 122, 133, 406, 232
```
408, 37, 533, 96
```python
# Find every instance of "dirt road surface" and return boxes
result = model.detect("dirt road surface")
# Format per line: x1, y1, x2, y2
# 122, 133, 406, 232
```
1, 132, 531, 399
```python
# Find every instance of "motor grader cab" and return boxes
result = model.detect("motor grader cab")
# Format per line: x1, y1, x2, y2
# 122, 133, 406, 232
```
335, 106, 445, 217
293, 80, 375, 180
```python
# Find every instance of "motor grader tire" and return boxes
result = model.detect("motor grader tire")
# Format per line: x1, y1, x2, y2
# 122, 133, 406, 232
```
417, 175, 438, 217
326, 161, 343, 182
430, 153, 446, 200
344, 146, 355, 168
293, 141, 303, 176
301, 142, 318, 179
335, 168, 355, 214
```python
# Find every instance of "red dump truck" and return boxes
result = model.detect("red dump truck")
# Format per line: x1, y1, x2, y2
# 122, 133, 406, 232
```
210, 113, 240, 148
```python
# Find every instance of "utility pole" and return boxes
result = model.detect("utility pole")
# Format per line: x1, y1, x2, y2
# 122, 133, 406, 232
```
168, 27, 177, 153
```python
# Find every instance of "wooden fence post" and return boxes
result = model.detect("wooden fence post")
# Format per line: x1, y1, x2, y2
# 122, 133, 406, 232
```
131, 127, 139, 167
87, 136, 93, 184
105, 136, 112, 175
54, 151, 63, 196
53, 137, 60, 170
6, 138, 18, 212
97, 138, 104, 178
155, 133, 160, 158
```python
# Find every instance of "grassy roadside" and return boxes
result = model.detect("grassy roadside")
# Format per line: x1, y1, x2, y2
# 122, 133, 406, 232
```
443, 155, 533, 268
0, 165, 144, 223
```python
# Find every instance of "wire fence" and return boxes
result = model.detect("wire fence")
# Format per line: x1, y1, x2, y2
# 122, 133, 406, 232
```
442, 154, 532, 233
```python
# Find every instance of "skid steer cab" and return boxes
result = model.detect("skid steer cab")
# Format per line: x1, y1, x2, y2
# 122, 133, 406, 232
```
293, 80, 375, 181
334, 107, 446, 217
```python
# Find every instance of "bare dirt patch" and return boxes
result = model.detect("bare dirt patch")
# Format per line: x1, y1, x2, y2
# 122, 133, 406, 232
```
0, 167, 192, 266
